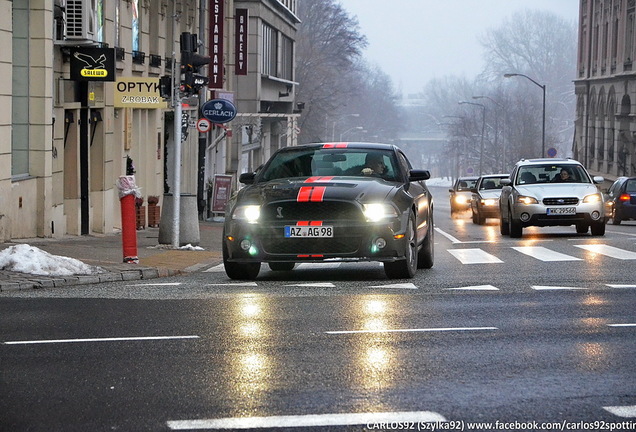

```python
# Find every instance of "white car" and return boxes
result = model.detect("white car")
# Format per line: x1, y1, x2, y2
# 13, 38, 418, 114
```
499, 159, 607, 238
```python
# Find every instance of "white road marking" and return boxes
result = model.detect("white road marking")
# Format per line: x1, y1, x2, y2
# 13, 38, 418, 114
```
512, 246, 582, 262
603, 405, 636, 418
296, 262, 342, 269
448, 248, 503, 264
434, 227, 462, 244
367, 283, 418, 289
167, 411, 446, 430
575, 244, 636, 259
606, 284, 636, 288
4, 335, 200, 345
325, 327, 498, 335
608, 323, 636, 327
532, 285, 588, 291
206, 282, 258, 287
203, 264, 225, 272
125, 282, 183, 286
284, 283, 336, 287
446, 285, 500, 291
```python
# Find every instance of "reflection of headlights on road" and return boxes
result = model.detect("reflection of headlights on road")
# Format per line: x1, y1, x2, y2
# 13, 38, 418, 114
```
363, 203, 398, 222
454, 195, 469, 205
583, 193, 602, 204
516, 196, 538, 205
481, 199, 497, 206
232, 205, 261, 223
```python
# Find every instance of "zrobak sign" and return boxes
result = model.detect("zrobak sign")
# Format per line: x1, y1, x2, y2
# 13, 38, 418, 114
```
201, 99, 237, 124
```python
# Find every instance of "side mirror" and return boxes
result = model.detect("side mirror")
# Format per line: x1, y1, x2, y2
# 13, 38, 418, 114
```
500, 179, 512, 186
470, 187, 478, 193
593, 176, 604, 184
448, 188, 454, 193
239, 172, 256, 185
409, 169, 430, 182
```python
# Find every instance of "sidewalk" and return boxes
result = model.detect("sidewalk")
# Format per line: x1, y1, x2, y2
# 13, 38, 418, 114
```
0, 221, 224, 292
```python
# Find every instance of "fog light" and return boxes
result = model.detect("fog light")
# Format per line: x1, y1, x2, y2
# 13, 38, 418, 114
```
520, 212, 531, 222
591, 210, 600, 220
375, 237, 387, 249
240, 239, 252, 251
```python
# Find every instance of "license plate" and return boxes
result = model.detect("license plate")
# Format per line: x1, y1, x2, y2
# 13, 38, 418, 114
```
284, 226, 333, 238
547, 207, 576, 215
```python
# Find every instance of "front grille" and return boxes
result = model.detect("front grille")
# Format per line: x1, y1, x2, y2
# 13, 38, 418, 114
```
543, 197, 579, 205
262, 201, 363, 222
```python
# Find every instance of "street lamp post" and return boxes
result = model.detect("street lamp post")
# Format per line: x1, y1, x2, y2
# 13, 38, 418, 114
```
331, 113, 360, 141
473, 95, 506, 172
459, 101, 486, 175
504, 73, 546, 158
340, 126, 363, 141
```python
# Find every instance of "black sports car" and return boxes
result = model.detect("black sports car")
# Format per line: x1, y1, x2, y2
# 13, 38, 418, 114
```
222, 142, 435, 279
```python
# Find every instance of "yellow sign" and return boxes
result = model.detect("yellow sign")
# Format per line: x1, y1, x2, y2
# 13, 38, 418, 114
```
82, 69, 108, 78
114, 77, 167, 109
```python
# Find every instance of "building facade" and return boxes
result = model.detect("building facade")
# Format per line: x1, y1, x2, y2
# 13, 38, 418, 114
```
0, 0, 298, 242
574, 0, 636, 183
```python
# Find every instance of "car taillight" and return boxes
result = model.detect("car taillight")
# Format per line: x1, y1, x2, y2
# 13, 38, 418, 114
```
619, 193, 631, 202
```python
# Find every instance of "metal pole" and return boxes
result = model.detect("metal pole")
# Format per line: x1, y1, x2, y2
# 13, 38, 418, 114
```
503, 73, 546, 158
171, 6, 181, 248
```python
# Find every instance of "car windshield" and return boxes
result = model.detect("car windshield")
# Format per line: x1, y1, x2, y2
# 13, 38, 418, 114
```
259, 148, 399, 181
479, 177, 507, 190
515, 164, 591, 185
456, 179, 477, 190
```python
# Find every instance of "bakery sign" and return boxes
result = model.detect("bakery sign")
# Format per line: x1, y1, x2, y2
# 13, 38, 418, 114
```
114, 77, 168, 109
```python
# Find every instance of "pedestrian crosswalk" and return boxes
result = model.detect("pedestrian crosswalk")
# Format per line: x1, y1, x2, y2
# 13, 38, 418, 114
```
203, 243, 636, 271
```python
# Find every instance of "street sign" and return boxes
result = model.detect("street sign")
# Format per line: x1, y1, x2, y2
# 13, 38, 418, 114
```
547, 147, 558, 158
201, 99, 237, 124
196, 118, 211, 133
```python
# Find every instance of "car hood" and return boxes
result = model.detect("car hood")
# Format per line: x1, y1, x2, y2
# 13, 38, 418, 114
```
477, 190, 502, 199
239, 176, 397, 205
515, 183, 599, 199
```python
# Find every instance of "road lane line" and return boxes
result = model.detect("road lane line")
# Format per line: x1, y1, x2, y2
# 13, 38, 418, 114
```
575, 244, 636, 259
167, 411, 447, 430
434, 227, 462, 244
446, 285, 499, 291
125, 282, 183, 286
203, 264, 224, 272
367, 283, 418, 289
448, 248, 503, 264
603, 405, 636, 418
284, 283, 336, 287
532, 286, 588, 290
608, 323, 636, 327
205, 282, 258, 287
325, 327, 498, 335
606, 284, 636, 288
512, 246, 582, 261
4, 335, 200, 345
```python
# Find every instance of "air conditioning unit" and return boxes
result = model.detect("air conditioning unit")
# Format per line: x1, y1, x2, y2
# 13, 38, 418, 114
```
56, 0, 97, 45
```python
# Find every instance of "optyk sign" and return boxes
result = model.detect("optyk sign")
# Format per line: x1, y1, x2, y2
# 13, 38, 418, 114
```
201, 99, 237, 124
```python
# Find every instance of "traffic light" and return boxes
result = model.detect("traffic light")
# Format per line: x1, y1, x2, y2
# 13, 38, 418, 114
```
180, 32, 210, 95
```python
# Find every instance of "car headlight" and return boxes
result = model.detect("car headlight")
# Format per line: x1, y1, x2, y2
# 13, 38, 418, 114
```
232, 205, 261, 223
481, 198, 497, 206
516, 195, 538, 205
454, 195, 469, 205
362, 203, 398, 222
583, 193, 602, 204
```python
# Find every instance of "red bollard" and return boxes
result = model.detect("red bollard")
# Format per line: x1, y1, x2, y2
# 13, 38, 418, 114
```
120, 194, 139, 263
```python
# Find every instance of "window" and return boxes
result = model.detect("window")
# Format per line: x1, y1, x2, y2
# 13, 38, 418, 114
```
12, 1, 30, 177
281, 35, 293, 81
132, 0, 140, 52
262, 22, 277, 76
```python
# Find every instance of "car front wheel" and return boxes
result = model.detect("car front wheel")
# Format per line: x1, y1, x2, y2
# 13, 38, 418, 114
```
384, 213, 417, 279
223, 238, 261, 280
499, 207, 510, 235
417, 214, 434, 269
509, 209, 523, 238
590, 221, 606, 236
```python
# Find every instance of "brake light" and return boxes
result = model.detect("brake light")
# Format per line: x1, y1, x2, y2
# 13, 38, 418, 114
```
619, 193, 631, 202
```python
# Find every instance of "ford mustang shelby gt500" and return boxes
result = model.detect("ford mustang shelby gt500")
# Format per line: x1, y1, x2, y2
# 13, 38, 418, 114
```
222, 142, 435, 280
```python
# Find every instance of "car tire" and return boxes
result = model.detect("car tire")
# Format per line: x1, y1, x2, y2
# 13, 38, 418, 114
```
509, 209, 523, 238
576, 223, 589, 234
472, 210, 478, 224
268, 262, 295, 271
417, 214, 434, 269
612, 208, 622, 225
223, 239, 261, 280
499, 208, 510, 235
590, 221, 606, 236
477, 211, 486, 225
384, 213, 417, 279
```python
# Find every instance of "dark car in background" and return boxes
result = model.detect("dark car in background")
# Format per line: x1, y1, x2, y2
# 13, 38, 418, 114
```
606, 176, 636, 224
222, 142, 435, 280
470, 174, 509, 225
449, 176, 479, 215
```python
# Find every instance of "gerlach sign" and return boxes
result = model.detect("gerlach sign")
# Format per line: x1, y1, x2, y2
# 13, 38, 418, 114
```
70, 47, 116, 82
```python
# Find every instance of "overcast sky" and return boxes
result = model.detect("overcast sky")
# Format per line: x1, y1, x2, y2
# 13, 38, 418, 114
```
339, 0, 580, 96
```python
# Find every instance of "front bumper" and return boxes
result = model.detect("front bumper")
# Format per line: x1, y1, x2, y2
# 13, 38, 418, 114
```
511, 201, 606, 227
